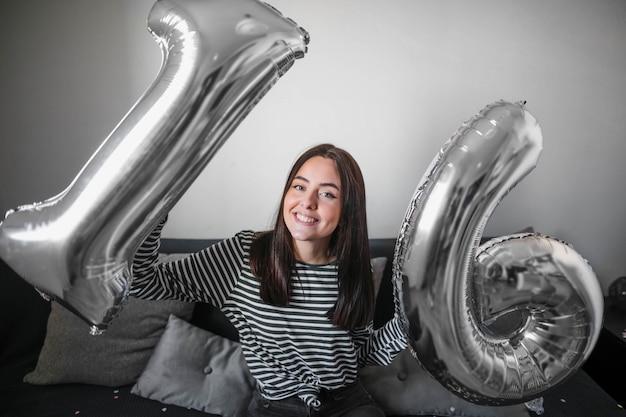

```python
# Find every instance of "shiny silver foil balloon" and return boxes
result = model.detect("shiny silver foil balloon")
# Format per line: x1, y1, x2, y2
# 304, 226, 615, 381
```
393, 100, 603, 405
0, 0, 309, 334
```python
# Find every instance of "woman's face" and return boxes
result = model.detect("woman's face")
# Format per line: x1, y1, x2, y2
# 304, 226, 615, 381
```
283, 156, 342, 254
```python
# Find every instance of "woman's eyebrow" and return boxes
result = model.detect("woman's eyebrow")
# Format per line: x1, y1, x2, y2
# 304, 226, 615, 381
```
294, 175, 340, 191
321, 182, 340, 191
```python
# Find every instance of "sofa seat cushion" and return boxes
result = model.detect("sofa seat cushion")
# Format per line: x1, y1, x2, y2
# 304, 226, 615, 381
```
1, 382, 216, 417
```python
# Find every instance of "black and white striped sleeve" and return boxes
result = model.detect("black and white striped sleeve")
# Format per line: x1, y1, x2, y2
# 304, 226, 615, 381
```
131, 225, 253, 307
352, 316, 407, 367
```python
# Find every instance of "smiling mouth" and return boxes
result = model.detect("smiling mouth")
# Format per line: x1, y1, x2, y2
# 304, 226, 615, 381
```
295, 213, 317, 224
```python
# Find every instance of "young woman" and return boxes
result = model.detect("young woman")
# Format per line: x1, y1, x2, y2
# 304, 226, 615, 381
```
131, 143, 406, 416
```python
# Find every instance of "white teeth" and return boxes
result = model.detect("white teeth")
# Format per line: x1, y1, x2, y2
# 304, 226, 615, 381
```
296, 213, 316, 223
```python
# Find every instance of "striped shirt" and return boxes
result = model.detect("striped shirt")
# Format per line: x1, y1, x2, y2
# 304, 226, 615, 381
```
131, 222, 406, 408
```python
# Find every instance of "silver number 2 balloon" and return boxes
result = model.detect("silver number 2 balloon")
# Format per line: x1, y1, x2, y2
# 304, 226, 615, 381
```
0, 0, 309, 334
393, 100, 604, 405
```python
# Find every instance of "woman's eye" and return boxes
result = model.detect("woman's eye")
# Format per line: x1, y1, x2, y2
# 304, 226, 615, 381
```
293, 184, 304, 191
320, 191, 336, 199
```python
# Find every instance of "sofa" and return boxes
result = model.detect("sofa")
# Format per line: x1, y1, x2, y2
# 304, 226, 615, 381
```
1, 237, 624, 417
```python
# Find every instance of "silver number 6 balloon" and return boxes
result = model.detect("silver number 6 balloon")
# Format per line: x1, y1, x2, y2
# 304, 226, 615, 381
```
393, 100, 604, 405
0, 0, 309, 334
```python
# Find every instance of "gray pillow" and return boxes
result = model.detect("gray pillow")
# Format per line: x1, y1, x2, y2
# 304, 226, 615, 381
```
131, 314, 256, 417
24, 297, 194, 387
370, 256, 386, 299
359, 349, 530, 417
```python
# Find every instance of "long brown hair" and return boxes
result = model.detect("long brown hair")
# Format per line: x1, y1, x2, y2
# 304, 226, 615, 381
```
250, 144, 374, 330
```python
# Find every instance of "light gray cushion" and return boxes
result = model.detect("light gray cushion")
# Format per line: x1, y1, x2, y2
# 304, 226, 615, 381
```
24, 297, 194, 387
359, 349, 530, 417
131, 314, 256, 417
370, 256, 386, 299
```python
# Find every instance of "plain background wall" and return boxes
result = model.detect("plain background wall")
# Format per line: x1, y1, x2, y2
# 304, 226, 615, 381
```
1, 0, 624, 294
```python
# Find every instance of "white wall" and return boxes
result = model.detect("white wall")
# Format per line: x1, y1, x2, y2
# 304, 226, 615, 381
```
1, 0, 625, 294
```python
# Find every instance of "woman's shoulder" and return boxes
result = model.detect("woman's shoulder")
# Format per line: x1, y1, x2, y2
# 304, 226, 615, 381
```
229, 229, 267, 251
234, 229, 260, 242
235, 229, 274, 243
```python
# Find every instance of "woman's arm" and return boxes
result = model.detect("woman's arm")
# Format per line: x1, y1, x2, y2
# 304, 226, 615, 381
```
131, 216, 167, 295
352, 316, 407, 367
130, 218, 250, 306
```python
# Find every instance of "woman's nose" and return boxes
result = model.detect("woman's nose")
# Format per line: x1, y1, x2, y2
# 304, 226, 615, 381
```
301, 191, 317, 209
